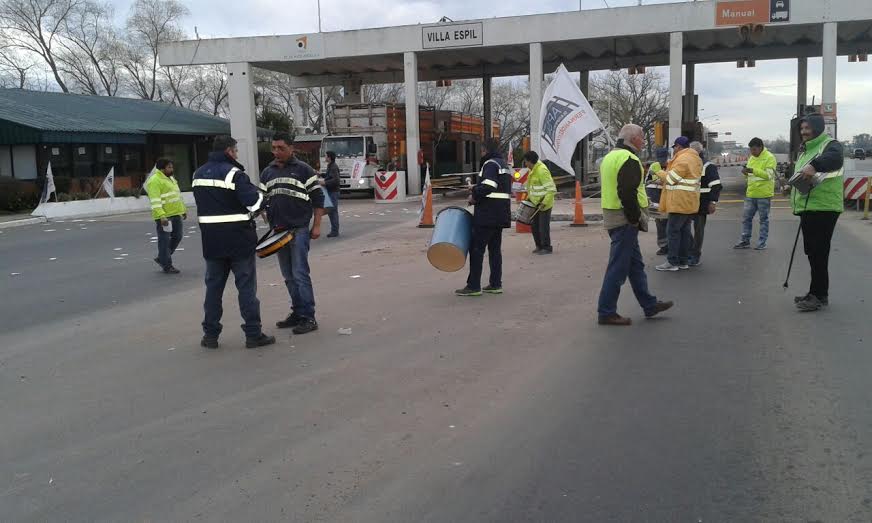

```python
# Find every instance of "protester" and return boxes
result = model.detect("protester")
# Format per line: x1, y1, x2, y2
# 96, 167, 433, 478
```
655, 136, 702, 272
145, 158, 186, 274
523, 151, 557, 254
597, 124, 673, 325
734, 137, 776, 250
455, 138, 512, 296
192, 136, 275, 349
791, 114, 844, 312
688, 141, 722, 266
261, 132, 326, 334
645, 147, 670, 256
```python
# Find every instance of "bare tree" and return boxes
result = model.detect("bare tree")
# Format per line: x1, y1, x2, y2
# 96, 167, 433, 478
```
363, 83, 403, 104
450, 79, 483, 115
302, 85, 341, 133
57, 1, 120, 95
491, 79, 530, 150
122, 0, 188, 100
0, 0, 83, 92
194, 64, 228, 116
0, 47, 39, 87
416, 81, 453, 109
589, 70, 669, 156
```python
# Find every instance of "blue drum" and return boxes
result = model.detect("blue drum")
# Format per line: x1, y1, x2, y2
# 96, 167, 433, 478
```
427, 206, 473, 272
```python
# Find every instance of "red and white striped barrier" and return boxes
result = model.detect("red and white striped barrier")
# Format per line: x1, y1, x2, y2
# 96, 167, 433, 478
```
844, 175, 872, 200
375, 170, 406, 203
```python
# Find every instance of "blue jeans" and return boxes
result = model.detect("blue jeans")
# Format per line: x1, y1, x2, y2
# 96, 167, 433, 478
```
203, 254, 262, 339
277, 227, 316, 319
741, 197, 771, 244
666, 213, 694, 266
597, 225, 658, 318
327, 191, 340, 235
155, 215, 183, 268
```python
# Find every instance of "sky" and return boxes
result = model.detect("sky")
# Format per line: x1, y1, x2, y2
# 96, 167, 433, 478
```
122, 0, 872, 143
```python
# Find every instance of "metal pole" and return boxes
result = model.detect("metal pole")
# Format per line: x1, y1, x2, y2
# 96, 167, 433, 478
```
317, 0, 322, 32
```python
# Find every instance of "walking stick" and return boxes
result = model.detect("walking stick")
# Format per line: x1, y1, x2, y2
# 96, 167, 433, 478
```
783, 192, 811, 289
783, 221, 802, 289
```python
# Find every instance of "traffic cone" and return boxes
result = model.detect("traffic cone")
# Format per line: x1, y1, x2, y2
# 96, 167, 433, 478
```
569, 180, 587, 227
417, 173, 434, 228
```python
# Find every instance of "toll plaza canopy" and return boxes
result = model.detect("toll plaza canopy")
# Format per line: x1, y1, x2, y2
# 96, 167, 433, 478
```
160, 0, 872, 193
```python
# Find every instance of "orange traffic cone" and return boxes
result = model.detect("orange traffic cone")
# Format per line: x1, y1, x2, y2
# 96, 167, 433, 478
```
569, 180, 587, 227
417, 175, 434, 228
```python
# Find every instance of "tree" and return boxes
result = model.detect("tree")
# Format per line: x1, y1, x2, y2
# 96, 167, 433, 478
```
121, 0, 188, 100
0, 47, 40, 88
766, 136, 790, 154
490, 79, 530, 151
0, 0, 81, 92
589, 70, 669, 156
363, 83, 403, 104
417, 81, 454, 110
57, 1, 120, 95
853, 133, 872, 151
451, 79, 483, 115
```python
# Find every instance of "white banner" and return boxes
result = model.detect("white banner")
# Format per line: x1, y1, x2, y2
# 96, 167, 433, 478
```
538, 64, 605, 175
419, 164, 431, 219
350, 160, 367, 185
101, 167, 115, 199
39, 162, 56, 204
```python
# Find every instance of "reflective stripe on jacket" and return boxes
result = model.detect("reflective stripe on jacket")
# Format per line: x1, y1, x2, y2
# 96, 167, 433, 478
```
790, 135, 845, 214
144, 170, 186, 220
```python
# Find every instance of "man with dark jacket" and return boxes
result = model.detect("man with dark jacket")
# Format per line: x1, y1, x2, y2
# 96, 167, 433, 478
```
322, 150, 341, 237
192, 135, 275, 349
455, 138, 512, 296
597, 124, 672, 325
791, 113, 844, 312
261, 133, 326, 334
645, 147, 670, 255
689, 141, 722, 266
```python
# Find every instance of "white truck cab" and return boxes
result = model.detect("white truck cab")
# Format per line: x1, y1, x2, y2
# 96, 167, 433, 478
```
320, 135, 380, 192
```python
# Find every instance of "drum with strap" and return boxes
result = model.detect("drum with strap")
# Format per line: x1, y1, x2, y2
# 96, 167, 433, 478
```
516, 200, 539, 225
256, 229, 293, 258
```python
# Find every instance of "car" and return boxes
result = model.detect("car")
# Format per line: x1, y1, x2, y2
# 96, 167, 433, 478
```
853, 148, 866, 160
775, 0, 785, 8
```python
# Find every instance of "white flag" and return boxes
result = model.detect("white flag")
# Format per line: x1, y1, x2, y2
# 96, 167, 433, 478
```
101, 167, 115, 199
538, 64, 605, 175
418, 163, 431, 219
39, 162, 56, 204
507, 139, 514, 167
349, 160, 367, 186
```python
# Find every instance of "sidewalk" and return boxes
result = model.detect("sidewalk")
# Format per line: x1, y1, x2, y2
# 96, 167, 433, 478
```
0, 213, 45, 229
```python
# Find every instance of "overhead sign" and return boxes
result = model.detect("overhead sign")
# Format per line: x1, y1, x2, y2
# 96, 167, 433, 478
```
770, 0, 789, 22
715, 0, 770, 26
707, 132, 719, 138
284, 34, 324, 60
422, 22, 483, 49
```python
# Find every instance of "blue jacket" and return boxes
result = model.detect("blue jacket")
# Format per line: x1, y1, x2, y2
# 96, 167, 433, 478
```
260, 157, 325, 230
472, 153, 512, 228
192, 151, 264, 259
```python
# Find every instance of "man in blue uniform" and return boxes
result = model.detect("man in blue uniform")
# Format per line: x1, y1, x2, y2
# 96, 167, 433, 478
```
455, 138, 512, 296
192, 135, 275, 349
260, 133, 326, 334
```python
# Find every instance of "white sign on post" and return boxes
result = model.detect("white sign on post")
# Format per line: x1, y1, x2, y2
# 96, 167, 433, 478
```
349, 160, 367, 186
422, 22, 483, 49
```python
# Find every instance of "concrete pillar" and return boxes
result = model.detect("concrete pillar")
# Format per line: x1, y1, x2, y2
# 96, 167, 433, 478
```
684, 62, 695, 122
797, 57, 808, 113
403, 51, 421, 195
822, 22, 837, 138
669, 32, 683, 146
483, 75, 493, 141
578, 70, 589, 181
226, 62, 259, 182
529, 43, 543, 153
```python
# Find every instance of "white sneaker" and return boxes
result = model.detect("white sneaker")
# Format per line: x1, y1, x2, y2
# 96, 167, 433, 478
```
678, 264, 690, 270
656, 262, 680, 272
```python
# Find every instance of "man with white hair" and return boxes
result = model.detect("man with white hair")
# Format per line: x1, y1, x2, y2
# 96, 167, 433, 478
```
596, 124, 673, 326
688, 141, 721, 266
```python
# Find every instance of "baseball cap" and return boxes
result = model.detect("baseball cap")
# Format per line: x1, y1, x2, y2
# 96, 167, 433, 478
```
672, 136, 690, 148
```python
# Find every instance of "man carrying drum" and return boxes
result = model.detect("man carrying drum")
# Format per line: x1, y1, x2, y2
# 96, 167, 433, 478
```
260, 132, 325, 334
455, 138, 512, 297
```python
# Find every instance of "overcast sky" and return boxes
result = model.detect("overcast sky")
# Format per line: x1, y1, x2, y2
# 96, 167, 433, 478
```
130, 0, 871, 143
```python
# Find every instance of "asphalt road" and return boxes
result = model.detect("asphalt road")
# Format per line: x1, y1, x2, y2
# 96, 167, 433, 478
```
0, 198, 408, 332
2, 184, 872, 522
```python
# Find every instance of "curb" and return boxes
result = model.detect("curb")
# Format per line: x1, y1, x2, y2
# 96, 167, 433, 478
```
0, 216, 47, 229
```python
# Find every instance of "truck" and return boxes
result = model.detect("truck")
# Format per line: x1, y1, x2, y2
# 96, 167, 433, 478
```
321, 103, 499, 193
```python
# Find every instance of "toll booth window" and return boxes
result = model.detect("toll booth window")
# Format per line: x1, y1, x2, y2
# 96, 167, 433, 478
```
324, 138, 364, 157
